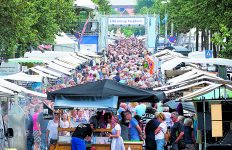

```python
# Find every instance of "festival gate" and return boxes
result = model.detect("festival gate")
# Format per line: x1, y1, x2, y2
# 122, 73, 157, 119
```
98, 15, 159, 53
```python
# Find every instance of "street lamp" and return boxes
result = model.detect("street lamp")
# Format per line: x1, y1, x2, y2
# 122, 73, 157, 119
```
161, 0, 168, 46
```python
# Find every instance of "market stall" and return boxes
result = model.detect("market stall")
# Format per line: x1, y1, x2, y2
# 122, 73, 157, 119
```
47, 79, 165, 150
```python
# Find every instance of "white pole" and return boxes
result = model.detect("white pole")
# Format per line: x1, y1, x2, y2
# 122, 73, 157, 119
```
171, 19, 174, 36
164, 5, 168, 46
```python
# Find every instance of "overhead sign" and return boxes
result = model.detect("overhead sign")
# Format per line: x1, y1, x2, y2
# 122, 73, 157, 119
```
108, 17, 145, 25
205, 50, 213, 59
80, 35, 98, 52
168, 36, 176, 43
0, 62, 20, 76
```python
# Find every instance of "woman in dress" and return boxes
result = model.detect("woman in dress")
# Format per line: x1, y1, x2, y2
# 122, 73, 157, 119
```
108, 116, 125, 150
155, 113, 167, 150
32, 105, 41, 150
60, 113, 70, 136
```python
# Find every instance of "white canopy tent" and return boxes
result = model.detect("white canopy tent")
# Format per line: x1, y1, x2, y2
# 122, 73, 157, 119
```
179, 84, 222, 101
74, 0, 97, 9
55, 32, 76, 45
71, 54, 88, 62
0, 79, 46, 98
58, 57, 83, 66
29, 68, 58, 79
164, 81, 214, 95
2, 72, 43, 82
52, 60, 76, 69
34, 66, 62, 78
47, 63, 72, 75
0, 85, 15, 95
54, 32, 77, 52
24, 51, 78, 61
161, 57, 232, 72
77, 53, 92, 60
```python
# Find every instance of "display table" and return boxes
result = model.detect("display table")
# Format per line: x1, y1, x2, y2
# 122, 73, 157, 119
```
92, 141, 143, 150
54, 128, 143, 150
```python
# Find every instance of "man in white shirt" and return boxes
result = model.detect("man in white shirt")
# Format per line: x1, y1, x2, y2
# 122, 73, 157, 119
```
46, 112, 59, 147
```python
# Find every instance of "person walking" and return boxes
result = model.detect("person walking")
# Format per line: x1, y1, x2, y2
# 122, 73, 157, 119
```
145, 113, 160, 150
25, 107, 33, 150
37, 111, 49, 150
125, 111, 143, 141
155, 113, 167, 150
183, 118, 195, 150
170, 112, 185, 150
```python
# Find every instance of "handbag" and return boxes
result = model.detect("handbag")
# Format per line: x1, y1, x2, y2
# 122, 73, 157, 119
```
50, 139, 58, 145
164, 130, 171, 142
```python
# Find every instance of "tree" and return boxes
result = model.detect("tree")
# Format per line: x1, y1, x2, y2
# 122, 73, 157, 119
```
135, 0, 155, 14
121, 27, 135, 37
0, 0, 77, 59
92, 0, 111, 15
212, 24, 232, 59
151, 0, 232, 56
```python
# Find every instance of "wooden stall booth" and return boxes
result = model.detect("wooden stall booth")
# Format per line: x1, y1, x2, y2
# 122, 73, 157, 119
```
47, 79, 165, 150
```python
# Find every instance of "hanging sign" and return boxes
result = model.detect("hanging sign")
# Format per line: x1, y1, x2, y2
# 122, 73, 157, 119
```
108, 18, 145, 25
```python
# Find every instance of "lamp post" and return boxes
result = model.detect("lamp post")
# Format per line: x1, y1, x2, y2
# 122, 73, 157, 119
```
161, 1, 168, 46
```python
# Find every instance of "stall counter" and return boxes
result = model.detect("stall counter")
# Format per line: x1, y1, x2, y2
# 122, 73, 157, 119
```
92, 141, 143, 150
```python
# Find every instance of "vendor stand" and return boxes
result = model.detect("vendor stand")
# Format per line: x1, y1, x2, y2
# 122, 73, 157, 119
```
47, 79, 165, 150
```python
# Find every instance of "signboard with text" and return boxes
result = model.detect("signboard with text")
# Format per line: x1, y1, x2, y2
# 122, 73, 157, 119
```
0, 62, 20, 76
108, 17, 145, 25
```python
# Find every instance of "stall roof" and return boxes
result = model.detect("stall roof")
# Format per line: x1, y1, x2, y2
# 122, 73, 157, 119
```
8, 58, 45, 63
161, 57, 232, 71
29, 68, 58, 79
2, 72, 43, 82
179, 84, 222, 101
167, 69, 220, 84
47, 63, 72, 75
74, 0, 97, 9
48, 79, 165, 102
58, 57, 83, 65
0, 79, 46, 97
54, 96, 118, 109
0, 85, 14, 95
34, 66, 62, 77
164, 100, 195, 112
52, 60, 76, 69
24, 51, 77, 60
164, 81, 213, 94
154, 50, 185, 58
55, 32, 76, 45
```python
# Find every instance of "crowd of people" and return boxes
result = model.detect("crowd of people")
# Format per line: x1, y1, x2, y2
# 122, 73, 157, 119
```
43, 37, 161, 95
25, 102, 196, 150
24, 37, 194, 150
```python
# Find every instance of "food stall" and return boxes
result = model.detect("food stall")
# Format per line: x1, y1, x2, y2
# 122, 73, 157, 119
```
47, 79, 165, 150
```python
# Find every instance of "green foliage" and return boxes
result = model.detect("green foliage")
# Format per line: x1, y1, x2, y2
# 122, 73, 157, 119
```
213, 24, 232, 59
0, 0, 76, 59
121, 27, 136, 37
151, 0, 232, 57
135, 0, 155, 14
92, 0, 111, 15
139, 7, 149, 14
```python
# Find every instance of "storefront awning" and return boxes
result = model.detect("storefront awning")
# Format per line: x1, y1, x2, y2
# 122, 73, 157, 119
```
2, 72, 43, 82
54, 96, 118, 109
